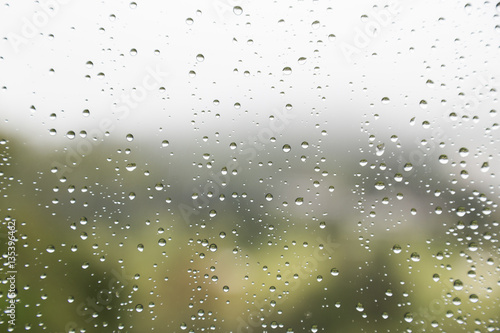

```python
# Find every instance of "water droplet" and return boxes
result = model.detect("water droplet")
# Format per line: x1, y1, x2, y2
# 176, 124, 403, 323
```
196, 54, 205, 62
233, 6, 243, 15
46, 245, 55, 253
161, 140, 169, 147
298, 57, 307, 64
375, 182, 385, 190
404, 312, 413, 323
209, 244, 217, 252
469, 294, 479, 303
209, 209, 217, 217
355, 303, 364, 312
468, 242, 478, 251
456, 206, 466, 217
419, 100, 428, 109
410, 252, 420, 262
432, 273, 440, 282
135, 304, 143, 312
381, 97, 390, 104
66, 131, 75, 139
453, 279, 463, 290
126, 163, 137, 171
282, 67, 292, 75
130, 48, 137, 56
375, 143, 385, 156
392, 244, 401, 254
158, 238, 166, 246
137, 244, 144, 252
438, 155, 448, 164
126, 134, 134, 142
330, 268, 339, 276
282, 144, 291, 152
311, 20, 320, 29
265, 193, 273, 201
223, 285, 229, 292
319, 221, 326, 229
295, 197, 304, 205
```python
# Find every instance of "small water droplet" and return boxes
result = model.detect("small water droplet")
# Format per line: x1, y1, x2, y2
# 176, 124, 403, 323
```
410, 252, 420, 262
453, 279, 463, 290
233, 6, 243, 15
438, 155, 448, 164
392, 244, 401, 254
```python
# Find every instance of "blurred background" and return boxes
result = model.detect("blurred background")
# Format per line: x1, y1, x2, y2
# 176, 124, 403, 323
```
1, 0, 499, 332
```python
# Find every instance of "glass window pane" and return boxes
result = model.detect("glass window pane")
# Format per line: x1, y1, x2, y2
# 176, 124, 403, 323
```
1, 0, 499, 332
